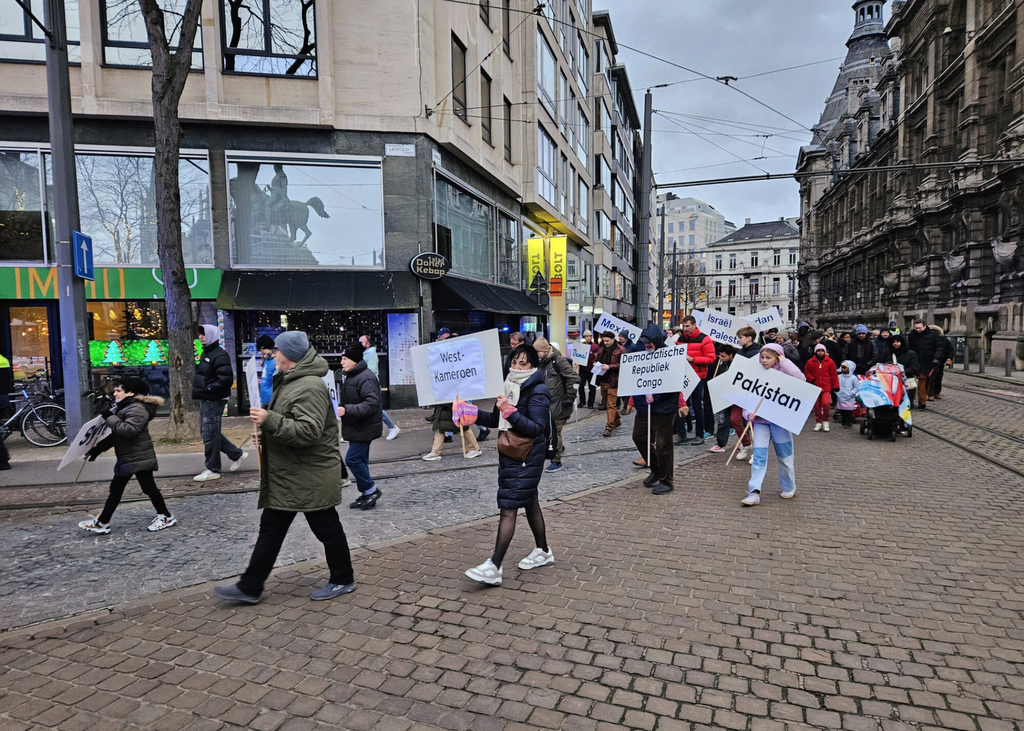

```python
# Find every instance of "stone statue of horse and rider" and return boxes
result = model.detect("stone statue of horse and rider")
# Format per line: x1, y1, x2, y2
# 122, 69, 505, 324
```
229, 166, 329, 246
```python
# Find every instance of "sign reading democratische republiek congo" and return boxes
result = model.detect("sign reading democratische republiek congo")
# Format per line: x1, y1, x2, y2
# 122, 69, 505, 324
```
617, 344, 700, 400
707, 355, 819, 434
411, 329, 504, 406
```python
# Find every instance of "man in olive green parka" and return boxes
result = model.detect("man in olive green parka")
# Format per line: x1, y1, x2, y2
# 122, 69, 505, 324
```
214, 331, 356, 604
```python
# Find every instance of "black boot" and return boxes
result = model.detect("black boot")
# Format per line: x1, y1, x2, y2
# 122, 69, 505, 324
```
642, 472, 659, 487
349, 488, 382, 510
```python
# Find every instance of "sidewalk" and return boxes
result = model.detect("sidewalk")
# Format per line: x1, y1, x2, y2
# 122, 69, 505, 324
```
2, 405, 1022, 731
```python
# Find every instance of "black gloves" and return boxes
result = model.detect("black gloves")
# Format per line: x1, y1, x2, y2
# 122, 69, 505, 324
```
86, 448, 101, 462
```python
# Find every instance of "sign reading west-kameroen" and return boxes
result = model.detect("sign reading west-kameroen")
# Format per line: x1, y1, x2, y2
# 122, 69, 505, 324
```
692, 308, 756, 347
593, 312, 643, 344
707, 355, 819, 434
412, 329, 504, 406
409, 252, 451, 280
617, 345, 700, 399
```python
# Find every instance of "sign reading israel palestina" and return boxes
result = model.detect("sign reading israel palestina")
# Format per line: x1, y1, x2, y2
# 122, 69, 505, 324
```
617, 345, 701, 400
412, 329, 504, 406
749, 306, 785, 333
706, 355, 819, 435
692, 308, 756, 347
593, 312, 643, 344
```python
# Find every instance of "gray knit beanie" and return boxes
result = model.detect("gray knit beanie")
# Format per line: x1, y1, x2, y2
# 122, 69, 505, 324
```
274, 331, 310, 362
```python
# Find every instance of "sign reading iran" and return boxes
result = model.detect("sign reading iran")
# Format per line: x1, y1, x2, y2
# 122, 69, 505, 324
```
749, 306, 785, 333
593, 312, 643, 344
567, 343, 590, 366
412, 329, 504, 406
692, 308, 756, 347
707, 355, 819, 434
618, 345, 700, 399
58, 415, 111, 470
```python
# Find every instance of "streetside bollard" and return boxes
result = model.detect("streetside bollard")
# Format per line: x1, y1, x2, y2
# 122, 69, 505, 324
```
978, 347, 985, 374
1007, 349, 1014, 378
963, 344, 970, 371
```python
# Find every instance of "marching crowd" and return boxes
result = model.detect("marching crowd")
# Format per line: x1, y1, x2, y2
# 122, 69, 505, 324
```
62, 314, 956, 597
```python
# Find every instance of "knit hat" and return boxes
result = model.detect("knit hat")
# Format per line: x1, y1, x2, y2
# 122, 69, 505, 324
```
438, 327, 451, 336
118, 376, 149, 396
256, 334, 275, 350
854, 324, 869, 335
343, 342, 365, 363
814, 343, 827, 353
762, 343, 785, 358
583, 330, 592, 337
533, 337, 551, 353
200, 324, 219, 346
274, 331, 310, 362
825, 327, 835, 335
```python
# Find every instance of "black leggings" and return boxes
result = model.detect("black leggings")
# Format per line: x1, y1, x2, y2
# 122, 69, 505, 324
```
491, 498, 548, 569
99, 471, 170, 524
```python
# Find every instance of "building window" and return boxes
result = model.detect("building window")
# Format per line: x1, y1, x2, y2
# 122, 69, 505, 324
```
502, 0, 511, 56
714, 254, 722, 271
773, 249, 781, 267
560, 154, 568, 216
537, 30, 557, 118
479, 0, 490, 26
689, 234, 695, 247
503, 97, 513, 162
667, 222, 674, 233
728, 280, 736, 297
434, 175, 494, 282
220, 0, 317, 76
228, 155, 383, 268
600, 100, 612, 144
102, 0, 202, 69
594, 210, 609, 246
689, 218, 696, 231
577, 178, 589, 235
577, 104, 589, 166
1, 0, 80, 62
789, 249, 797, 265
729, 253, 736, 269
498, 213, 520, 287
750, 251, 758, 267
560, 73, 570, 137
480, 72, 493, 145
788, 278, 794, 294
537, 125, 557, 205
451, 33, 468, 121
576, 36, 589, 96
0, 151, 46, 262
714, 281, 722, 297
772, 277, 780, 295
749, 281, 759, 297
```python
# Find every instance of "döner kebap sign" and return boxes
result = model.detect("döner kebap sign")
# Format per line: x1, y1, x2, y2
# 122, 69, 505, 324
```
707, 355, 819, 434
412, 329, 504, 406
692, 308, 756, 347
617, 344, 700, 399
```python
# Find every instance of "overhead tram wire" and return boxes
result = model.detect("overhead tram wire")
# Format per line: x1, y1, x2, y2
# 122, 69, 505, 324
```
654, 111, 799, 158
655, 115, 771, 176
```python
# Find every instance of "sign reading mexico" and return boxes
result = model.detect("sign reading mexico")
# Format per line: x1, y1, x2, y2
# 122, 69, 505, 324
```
593, 312, 643, 344
692, 308, 755, 347
707, 355, 819, 434
412, 329, 504, 406
617, 344, 700, 400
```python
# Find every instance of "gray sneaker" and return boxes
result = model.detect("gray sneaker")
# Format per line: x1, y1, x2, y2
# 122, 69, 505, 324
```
213, 583, 261, 604
311, 582, 356, 601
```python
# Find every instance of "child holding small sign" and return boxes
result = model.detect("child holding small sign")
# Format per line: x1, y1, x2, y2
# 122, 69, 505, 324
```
741, 344, 804, 507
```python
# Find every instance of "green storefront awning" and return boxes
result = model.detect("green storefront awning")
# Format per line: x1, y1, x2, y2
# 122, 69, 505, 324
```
0, 266, 221, 300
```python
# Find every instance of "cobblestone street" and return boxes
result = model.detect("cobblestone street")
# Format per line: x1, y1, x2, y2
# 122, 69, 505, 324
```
1, 376, 1022, 730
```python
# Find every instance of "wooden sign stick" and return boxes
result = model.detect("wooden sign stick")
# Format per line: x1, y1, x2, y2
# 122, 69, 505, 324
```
73, 458, 88, 485
727, 397, 765, 466
456, 394, 467, 458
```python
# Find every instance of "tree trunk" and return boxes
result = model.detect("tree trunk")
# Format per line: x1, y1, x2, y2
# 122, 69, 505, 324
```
139, 0, 203, 440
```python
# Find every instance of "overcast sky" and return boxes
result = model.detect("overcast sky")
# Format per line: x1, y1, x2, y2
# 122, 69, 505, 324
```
598, 0, 860, 227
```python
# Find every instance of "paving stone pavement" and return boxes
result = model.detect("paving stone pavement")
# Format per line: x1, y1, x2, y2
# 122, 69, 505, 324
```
0, 410, 690, 630
1, 392, 1023, 731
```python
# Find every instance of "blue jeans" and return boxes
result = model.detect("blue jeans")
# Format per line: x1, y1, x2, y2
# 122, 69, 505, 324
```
200, 400, 243, 473
346, 441, 375, 495
747, 422, 796, 495
382, 410, 395, 429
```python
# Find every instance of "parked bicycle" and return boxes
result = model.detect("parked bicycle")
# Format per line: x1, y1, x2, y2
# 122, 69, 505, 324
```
0, 378, 67, 447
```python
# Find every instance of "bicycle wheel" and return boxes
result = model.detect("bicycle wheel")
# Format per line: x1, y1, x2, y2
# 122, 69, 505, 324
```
22, 404, 68, 447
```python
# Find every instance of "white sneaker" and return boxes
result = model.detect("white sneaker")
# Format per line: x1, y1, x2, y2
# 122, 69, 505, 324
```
78, 516, 111, 534
340, 478, 353, 488
386, 426, 400, 441
421, 452, 442, 461
464, 449, 482, 459
741, 492, 760, 506
465, 559, 502, 586
193, 469, 222, 482
518, 548, 554, 571
228, 452, 249, 472
822, 422, 830, 432
813, 423, 823, 432
735, 446, 751, 462
147, 514, 177, 532
780, 489, 796, 499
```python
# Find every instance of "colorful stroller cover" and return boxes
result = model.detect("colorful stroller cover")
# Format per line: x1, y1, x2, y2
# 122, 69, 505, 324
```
856, 363, 913, 425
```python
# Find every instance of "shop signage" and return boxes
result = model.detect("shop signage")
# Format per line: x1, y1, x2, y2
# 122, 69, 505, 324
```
0, 267, 221, 301
385, 143, 416, 157
527, 238, 545, 290
409, 252, 450, 280
618, 345, 700, 399
548, 236, 566, 297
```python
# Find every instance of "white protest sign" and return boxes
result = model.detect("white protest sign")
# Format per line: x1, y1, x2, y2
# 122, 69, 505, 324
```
593, 312, 642, 345
244, 356, 262, 408
706, 355, 819, 434
322, 370, 340, 417
58, 415, 111, 470
749, 306, 785, 333
412, 329, 504, 406
617, 344, 700, 400
567, 343, 590, 367
692, 308, 756, 347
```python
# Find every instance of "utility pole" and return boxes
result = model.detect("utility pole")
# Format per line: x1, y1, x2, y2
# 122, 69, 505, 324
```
671, 240, 679, 326
657, 205, 666, 327
43, 0, 90, 436
636, 90, 653, 325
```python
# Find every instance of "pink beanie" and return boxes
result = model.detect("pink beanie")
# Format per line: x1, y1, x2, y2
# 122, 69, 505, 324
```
762, 343, 785, 357
814, 343, 827, 352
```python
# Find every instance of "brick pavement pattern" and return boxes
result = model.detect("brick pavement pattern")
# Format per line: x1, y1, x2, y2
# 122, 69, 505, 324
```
2, 410, 1023, 730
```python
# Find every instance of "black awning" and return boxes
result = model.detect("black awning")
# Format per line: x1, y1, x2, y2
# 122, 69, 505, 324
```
432, 277, 548, 316
217, 271, 418, 311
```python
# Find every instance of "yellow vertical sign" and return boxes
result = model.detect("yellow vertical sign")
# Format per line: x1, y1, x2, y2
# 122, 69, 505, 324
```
547, 236, 567, 348
527, 237, 546, 290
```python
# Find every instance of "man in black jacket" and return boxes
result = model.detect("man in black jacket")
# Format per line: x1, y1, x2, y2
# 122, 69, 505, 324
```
631, 325, 684, 495
907, 319, 943, 409
193, 324, 247, 482
336, 342, 383, 510
928, 326, 954, 401
846, 324, 875, 375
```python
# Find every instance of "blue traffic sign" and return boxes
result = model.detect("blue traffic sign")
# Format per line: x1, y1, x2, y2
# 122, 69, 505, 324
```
72, 231, 94, 281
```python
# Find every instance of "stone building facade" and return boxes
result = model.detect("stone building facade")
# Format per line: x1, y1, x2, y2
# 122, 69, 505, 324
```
797, 0, 1024, 368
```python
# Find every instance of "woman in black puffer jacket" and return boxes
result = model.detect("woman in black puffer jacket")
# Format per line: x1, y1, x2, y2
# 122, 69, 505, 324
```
465, 344, 553, 587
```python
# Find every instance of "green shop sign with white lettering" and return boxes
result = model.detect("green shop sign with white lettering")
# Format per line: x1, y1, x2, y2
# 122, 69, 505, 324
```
0, 267, 221, 300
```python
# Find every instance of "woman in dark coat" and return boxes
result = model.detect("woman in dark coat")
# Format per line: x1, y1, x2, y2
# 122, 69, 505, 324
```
77, 377, 175, 534
465, 344, 553, 586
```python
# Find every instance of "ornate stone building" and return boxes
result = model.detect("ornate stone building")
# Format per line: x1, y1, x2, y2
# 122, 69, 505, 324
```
797, 0, 1024, 368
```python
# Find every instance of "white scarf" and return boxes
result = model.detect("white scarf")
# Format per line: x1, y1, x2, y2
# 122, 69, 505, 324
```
499, 367, 537, 431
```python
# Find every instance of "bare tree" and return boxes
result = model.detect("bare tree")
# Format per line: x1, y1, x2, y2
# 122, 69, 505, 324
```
138, 0, 203, 439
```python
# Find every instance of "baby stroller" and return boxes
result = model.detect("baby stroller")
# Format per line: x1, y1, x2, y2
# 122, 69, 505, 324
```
857, 363, 913, 441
